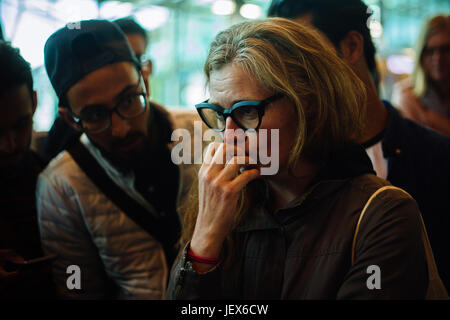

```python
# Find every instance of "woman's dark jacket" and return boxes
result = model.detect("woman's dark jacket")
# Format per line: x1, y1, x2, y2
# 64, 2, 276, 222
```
167, 146, 428, 299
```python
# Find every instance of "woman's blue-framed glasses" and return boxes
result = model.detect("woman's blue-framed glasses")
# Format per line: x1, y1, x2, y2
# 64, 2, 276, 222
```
195, 93, 284, 132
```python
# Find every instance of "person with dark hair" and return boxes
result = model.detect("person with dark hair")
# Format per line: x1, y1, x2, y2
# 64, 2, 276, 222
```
114, 18, 152, 93
268, 0, 450, 291
44, 17, 155, 162
0, 41, 54, 299
37, 20, 181, 299
114, 17, 148, 43
269, 0, 379, 88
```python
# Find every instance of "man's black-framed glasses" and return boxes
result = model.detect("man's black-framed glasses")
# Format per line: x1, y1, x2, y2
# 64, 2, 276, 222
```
71, 81, 147, 134
136, 53, 151, 69
195, 93, 284, 132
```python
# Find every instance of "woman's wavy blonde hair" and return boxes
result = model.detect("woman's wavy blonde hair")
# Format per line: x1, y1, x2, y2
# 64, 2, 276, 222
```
180, 18, 367, 257
413, 15, 450, 97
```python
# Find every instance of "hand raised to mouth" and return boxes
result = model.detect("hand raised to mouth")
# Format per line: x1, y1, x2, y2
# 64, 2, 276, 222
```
189, 142, 260, 273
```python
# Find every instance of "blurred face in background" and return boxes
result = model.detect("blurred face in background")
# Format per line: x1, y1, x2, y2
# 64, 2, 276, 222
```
125, 33, 152, 96
422, 29, 450, 84
0, 84, 36, 178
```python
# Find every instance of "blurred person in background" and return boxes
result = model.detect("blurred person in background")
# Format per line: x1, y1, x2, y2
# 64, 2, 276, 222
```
268, 0, 450, 292
0, 41, 54, 299
114, 18, 152, 94
392, 15, 450, 137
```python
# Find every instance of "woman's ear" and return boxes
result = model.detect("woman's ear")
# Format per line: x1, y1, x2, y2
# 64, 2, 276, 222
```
58, 107, 82, 131
338, 31, 365, 65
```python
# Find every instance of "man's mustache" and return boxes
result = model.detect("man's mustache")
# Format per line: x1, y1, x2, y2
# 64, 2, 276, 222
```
111, 132, 145, 150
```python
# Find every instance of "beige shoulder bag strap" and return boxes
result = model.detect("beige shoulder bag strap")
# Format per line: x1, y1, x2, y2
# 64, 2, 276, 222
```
351, 185, 449, 299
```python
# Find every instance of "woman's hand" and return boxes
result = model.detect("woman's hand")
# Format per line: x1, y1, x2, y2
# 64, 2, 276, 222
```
190, 142, 260, 272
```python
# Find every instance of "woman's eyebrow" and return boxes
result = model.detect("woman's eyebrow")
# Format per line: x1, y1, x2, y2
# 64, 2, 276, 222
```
208, 99, 247, 109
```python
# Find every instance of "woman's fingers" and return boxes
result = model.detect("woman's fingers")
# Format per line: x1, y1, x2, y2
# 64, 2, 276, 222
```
203, 142, 253, 167
203, 142, 220, 165
203, 142, 230, 168
230, 168, 261, 191
220, 155, 258, 179
201, 146, 261, 201
201, 142, 239, 178
200, 142, 225, 179
193, 152, 260, 268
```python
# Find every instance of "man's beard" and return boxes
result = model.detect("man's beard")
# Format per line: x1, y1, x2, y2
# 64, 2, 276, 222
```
91, 131, 151, 175
0, 150, 27, 181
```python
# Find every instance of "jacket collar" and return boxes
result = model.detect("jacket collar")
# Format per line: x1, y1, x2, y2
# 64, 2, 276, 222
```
78, 133, 160, 216
381, 100, 408, 158
237, 145, 375, 232
311, 144, 375, 182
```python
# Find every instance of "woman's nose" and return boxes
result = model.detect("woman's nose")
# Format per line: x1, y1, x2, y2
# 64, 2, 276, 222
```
224, 116, 245, 145
225, 116, 238, 130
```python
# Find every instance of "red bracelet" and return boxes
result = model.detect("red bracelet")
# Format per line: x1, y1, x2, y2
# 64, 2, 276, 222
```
188, 247, 219, 264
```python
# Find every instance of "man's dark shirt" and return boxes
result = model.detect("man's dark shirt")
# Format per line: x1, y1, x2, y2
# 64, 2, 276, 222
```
43, 116, 80, 163
0, 151, 55, 298
0, 151, 44, 258
382, 101, 450, 291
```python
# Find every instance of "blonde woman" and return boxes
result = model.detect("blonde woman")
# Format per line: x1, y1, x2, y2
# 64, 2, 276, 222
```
167, 18, 429, 299
393, 15, 450, 137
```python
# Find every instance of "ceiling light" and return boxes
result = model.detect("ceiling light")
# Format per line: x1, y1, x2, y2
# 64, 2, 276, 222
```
134, 6, 170, 31
99, 1, 135, 20
386, 55, 414, 75
239, 3, 262, 20
211, 0, 236, 16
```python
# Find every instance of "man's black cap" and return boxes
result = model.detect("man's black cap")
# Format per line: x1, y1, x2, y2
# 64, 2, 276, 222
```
44, 19, 139, 101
